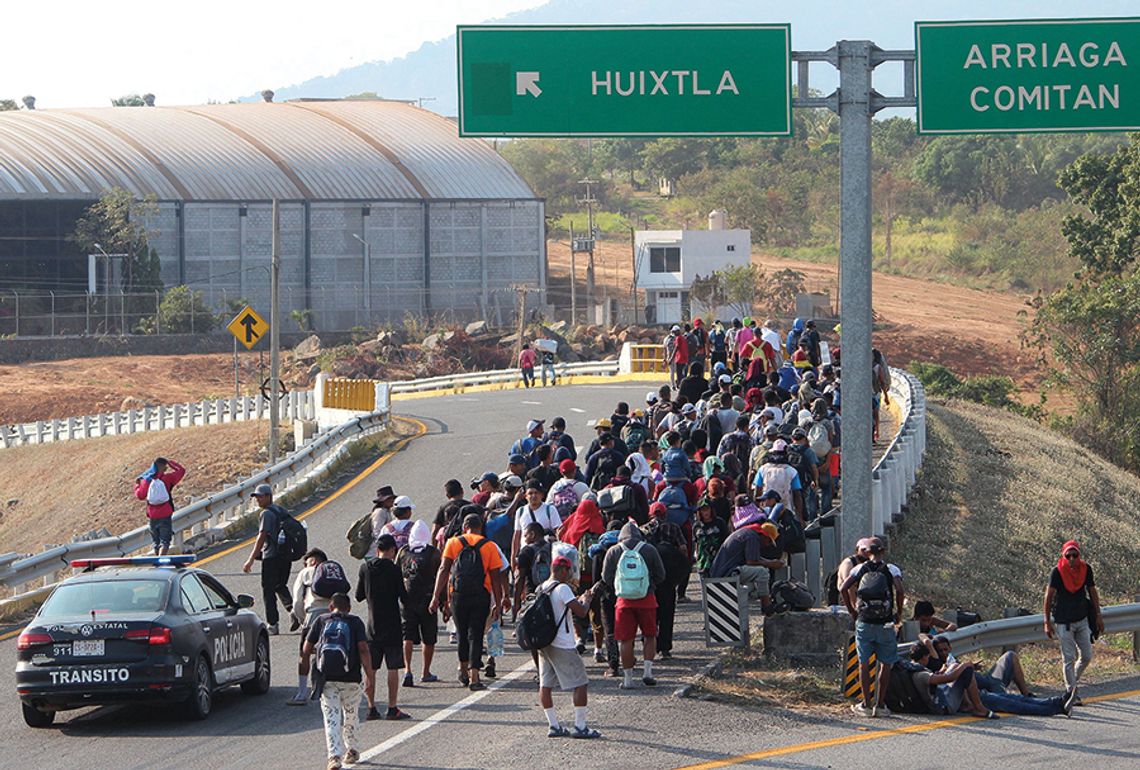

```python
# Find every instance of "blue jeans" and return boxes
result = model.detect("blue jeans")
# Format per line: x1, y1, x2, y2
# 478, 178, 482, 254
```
979, 691, 1063, 716
854, 620, 899, 665
149, 517, 172, 551
973, 651, 1016, 693
933, 668, 974, 714
541, 362, 557, 386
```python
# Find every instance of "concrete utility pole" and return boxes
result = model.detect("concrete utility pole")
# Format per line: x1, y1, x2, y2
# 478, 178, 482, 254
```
269, 199, 281, 464
514, 283, 532, 360
568, 222, 578, 323
351, 233, 372, 322
577, 178, 598, 323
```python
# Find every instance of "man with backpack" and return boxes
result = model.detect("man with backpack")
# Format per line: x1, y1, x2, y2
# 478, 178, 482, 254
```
302, 593, 373, 770
511, 480, 563, 568
289, 548, 352, 705
547, 459, 591, 519
788, 428, 821, 520
839, 537, 905, 717
601, 522, 667, 689
397, 521, 441, 688
526, 445, 562, 495
431, 514, 505, 691
585, 433, 624, 491
511, 419, 546, 469
355, 534, 411, 722
242, 484, 301, 634
380, 496, 417, 549
642, 502, 689, 659
134, 456, 186, 556
431, 479, 471, 548
754, 440, 805, 520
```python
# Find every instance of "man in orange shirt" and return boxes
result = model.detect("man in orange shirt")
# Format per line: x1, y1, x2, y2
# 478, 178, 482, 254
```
429, 513, 504, 691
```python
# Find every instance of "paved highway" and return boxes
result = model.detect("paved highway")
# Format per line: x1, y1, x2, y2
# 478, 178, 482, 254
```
3, 382, 1139, 769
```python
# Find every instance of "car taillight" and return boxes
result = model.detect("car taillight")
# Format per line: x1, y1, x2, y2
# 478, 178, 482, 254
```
125, 626, 172, 645
17, 632, 51, 651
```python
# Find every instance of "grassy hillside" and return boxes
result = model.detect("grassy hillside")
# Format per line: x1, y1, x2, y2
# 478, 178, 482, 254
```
891, 399, 1140, 618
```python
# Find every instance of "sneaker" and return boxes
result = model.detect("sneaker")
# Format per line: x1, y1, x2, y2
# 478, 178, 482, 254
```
873, 706, 893, 718
327, 758, 342, 770
286, 691, 309, 705
851, 703, 874, 717
385, 708, 412, 721
619, 681, 638, 690
449, 632, 458, 644
344, 749, 360, 765
484, 662, 496, 679
576, 642, 587, 655
594, 650, 606, 663
642, 676, 657, 687
469, 681, 487, 691
266, 624, 279, 636
289, 616, 301, 632
458, 671, 470, 686
1064, 688, 1080, 714
548, 725, 571, 738
571, 726, 603, 739
420, 673, 439, 684
364, 707, 382, 721
659, 650, 672, 660
403, 673, 414, 688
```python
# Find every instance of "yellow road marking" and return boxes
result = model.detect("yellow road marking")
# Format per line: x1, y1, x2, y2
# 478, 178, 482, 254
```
673, 687, 1140, 770
195, 416, 428, 567
0, 416, 429, 642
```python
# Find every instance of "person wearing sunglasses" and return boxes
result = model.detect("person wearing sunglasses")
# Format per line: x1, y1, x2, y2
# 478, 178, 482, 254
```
1044, 540, 1104, 705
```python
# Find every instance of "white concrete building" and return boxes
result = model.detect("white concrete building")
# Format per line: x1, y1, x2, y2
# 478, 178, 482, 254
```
634, 218, 751, 325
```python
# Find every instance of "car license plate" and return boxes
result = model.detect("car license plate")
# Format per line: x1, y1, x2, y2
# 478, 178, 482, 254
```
72, 640, 104, 657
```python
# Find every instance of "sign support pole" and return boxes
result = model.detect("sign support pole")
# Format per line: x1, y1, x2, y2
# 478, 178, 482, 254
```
269, 199, 281, 464
836, 40, 875, 555
233, 336, 239, 401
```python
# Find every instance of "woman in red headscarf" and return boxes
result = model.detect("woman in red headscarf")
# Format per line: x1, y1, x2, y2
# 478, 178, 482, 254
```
1043, 539, 1103, 703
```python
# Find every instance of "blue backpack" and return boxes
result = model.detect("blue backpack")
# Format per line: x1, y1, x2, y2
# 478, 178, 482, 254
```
316, 614, 353, 678
657, 482, 694, 527
661, 447, 690, 481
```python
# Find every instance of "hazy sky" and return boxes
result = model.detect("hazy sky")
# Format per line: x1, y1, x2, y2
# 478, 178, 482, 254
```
1, 0, 542, 108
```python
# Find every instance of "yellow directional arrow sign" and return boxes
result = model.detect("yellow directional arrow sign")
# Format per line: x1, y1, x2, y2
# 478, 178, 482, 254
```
227, 305, 269, 350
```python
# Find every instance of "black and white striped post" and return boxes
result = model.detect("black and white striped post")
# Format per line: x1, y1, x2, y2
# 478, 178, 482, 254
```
701, 575, 750, 648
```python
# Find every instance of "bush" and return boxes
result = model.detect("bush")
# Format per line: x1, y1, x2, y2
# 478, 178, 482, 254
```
137, 286, 218, 334
908, 361, 1016, 409
907, 361, 963, 397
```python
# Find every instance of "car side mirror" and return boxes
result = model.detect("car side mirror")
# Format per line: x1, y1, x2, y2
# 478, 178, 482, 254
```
236, 594, 255, 609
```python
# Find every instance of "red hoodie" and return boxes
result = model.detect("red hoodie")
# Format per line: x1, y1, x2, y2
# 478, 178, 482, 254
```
134, 461, 186, 520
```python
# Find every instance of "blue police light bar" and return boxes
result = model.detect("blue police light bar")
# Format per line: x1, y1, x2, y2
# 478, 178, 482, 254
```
70, 555, 197, 569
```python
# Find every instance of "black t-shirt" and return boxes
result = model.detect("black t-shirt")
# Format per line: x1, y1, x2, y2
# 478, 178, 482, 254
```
434, 497, 471, 529
516, 542, 545, 596
306, 612, 368, 683
526, 464, 562, 495
1049, 565, 1095, 624
355, 557, 407, 646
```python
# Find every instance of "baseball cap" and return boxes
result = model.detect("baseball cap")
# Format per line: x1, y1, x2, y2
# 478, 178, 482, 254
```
471, 471, 498, 488
596, 417, 613, 429
764, 424, 779, 436
772, 439, 788, 452
393, 495, 415, 509
526, 419, 545, 433
761, 489, 781, 502
718, 374, 732, 384
632, 408, 644, 417
646, 392, 659, 404
251, 483, 273, 497
713, 361, 727, 373
792, 427, 808, 439
866, 537, 885, 554
508, 453, 527, 465
552, 555, 574, 569
798, 409, 813, 427
671, 325, 681, 332
551, 416, 566, 429
757, 522, 779, 541
681, 403, 696, 414
559, 459, 577, 474
499, 473, 522, 488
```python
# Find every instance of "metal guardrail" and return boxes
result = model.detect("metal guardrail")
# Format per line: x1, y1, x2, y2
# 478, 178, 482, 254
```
389, 360, 620, 394
795, 368, 927, 605
902, 603, 1140, 656
0, 392, 315, 449
0, 408, 390, 596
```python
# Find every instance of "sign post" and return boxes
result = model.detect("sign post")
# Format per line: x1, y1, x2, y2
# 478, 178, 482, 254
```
457, 24, 792, 137
916, 17, 1140, 134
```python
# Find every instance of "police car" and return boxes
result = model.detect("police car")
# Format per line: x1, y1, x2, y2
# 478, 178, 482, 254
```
15, 555, 270, 727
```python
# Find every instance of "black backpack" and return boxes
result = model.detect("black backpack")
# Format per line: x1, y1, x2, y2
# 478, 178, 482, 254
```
590, 453, 620, 491
856, 561, 895, 622
451, 537, 490, 597
311, 560, 351, 598
276, 508, 308, 561
515, 582, 571, 651
770, 578, 815, 612
885, 661, 932, 714
786, 444, 812, 486
400, 546, 437, 601
698, 409, 725, 455
771, 504, 806, 554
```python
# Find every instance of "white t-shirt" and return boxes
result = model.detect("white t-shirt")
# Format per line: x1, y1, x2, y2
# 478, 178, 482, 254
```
515, 502, 562, 533
539, 579, 578, 649
848, 561, 903, 582
546, 478, 590, 506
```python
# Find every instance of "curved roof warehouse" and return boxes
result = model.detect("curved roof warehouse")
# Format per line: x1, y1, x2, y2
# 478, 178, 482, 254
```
0, 100, 544, 331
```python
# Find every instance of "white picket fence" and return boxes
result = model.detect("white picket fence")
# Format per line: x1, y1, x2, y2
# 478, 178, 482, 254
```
0, 392, 315, 449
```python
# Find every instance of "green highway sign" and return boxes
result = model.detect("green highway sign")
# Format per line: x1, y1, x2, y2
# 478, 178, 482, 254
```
457, 24, 792, 137
916, 17, 1140, 134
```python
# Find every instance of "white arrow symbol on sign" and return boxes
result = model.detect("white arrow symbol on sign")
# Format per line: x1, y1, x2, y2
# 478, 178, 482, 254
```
516, 71, 542, 98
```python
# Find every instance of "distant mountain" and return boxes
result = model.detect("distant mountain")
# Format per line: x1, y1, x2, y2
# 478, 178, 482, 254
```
263, 0, 1138, 116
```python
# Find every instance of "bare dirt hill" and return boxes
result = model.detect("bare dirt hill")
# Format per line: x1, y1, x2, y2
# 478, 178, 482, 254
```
890, 398, 1140, 616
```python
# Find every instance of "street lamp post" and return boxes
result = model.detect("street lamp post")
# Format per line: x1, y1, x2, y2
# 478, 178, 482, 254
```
351, 233, 372, 322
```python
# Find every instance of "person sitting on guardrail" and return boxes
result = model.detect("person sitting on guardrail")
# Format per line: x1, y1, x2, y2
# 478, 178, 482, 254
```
709, 500, 782, 613
134, 456, 186, 557
840, 537, 904, 718
1044, 540, 1104, 706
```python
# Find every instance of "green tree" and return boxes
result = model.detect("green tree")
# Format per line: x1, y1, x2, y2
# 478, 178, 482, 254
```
1057, 137, 1140, 275
688, 272, 727, 315
72, 188, 163, 295
137, 286, 218, 334
720, 264, 764, 318
594, 138, 648, 186
111, 94, 147, 106
0, 99, 17, 111
499, 139, 595, 215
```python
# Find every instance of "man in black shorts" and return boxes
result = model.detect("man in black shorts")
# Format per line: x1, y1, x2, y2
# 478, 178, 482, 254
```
355, 534, 412, 721
398, 522, 442, 686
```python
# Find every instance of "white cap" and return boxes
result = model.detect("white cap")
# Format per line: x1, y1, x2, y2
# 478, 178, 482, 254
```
393, 495, 415, 509
671, 325, 681, 332
646, 391, 658, 404
526, 418, 544, 433
718, 374, 732, 384
798, 409, 813, 427
772, 439, 788, 452
681, 403, 696, 414
499, 473, 523, 488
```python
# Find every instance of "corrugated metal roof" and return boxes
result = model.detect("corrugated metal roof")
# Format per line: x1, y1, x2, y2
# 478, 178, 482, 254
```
0, 101, 536, 202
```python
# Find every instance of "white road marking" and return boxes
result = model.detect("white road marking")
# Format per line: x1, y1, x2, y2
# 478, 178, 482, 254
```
352, 659, 537, 764
520, 400, 542, 405
569, 407, 586, 413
